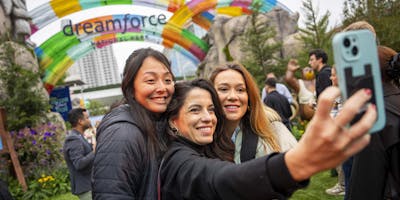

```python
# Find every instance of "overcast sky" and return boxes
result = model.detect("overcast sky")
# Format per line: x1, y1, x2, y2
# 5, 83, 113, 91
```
26, 0, 345, 73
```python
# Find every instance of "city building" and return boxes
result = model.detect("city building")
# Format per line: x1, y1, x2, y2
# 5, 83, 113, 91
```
65, 46, 123, 109
67, 45, 121, 89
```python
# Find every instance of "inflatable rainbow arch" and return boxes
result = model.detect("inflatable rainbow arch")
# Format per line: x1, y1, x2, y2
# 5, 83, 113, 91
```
28, 0, 292, 92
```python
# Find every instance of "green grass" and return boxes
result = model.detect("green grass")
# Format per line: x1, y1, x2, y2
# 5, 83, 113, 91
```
48, 193, 78, 200
49, 171, 342, 200
290, 170, 343, 200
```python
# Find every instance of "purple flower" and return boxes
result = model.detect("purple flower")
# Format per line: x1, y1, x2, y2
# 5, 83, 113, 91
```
30, 129, 37, 135
18, 130, 24, 137
46, 149, 51, 155
43, 136, 47, 141
44, 132, 52, 137
32, 140, 36, 145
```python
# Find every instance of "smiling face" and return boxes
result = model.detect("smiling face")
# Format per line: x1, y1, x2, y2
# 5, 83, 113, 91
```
133, 56, 175, 114
213, 69, 248, 126
170, 88, 217, 145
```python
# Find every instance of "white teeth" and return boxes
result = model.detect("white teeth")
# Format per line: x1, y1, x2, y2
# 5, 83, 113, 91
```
225, 105, 238, 109
198, 127, 211, 131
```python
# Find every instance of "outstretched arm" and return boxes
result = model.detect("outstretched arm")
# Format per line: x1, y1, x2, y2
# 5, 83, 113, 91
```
285, 87, 376, 181
285, 59, 301, 94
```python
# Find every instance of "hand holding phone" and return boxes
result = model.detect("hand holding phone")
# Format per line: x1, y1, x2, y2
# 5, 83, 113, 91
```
332, 29, 385, 133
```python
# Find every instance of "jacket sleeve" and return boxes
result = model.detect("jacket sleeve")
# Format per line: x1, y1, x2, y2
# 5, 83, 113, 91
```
64, 135, 94, 171
92, 122, 146, 200
162, 149, 308, 200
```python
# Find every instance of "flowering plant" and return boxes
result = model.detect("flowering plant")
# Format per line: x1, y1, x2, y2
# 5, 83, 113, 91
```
9, 122, 65, 178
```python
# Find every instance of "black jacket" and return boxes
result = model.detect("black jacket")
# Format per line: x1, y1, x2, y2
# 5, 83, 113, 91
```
160, 137, 308, 200
349, 83, 400, 199
92, 104, 165, 200
316, 65, 332, 99
264, 90, 293, 131
63, 129, 94, 195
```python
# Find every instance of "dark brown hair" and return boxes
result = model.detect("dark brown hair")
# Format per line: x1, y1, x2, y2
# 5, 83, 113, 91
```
121, 48, 175, 155
164, 79, 234, 161
378, 46, 400, 88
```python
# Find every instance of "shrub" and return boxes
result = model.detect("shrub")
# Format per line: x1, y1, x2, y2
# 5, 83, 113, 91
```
6, 167, 71, 200
8, 123, 65, 178
0, 43, 50, 131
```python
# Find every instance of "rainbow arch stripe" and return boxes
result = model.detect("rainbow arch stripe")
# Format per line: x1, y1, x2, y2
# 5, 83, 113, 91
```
28, 0, 292, 92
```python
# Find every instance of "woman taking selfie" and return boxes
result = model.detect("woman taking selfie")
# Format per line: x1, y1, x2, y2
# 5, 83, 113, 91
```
160, 78, 376, 199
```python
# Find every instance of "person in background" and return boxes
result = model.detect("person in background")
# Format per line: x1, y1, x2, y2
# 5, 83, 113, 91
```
309, 49, 332, 99
83, 120, 100, 146
92, 48, 175, 199
209, 63, 296, 164
348, 46, 400, 199
160, 78, 377, 199
63, 108, 94, 200
0, 179, 13, 200
261, 72, 293, 104
285, 59, 316, 121
264, 77, 293, 131
325, 65, 346, 196
340, 20, 377, 200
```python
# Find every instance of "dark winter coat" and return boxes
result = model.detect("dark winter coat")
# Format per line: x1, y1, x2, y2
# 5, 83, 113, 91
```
349, 82, 400, 199
160, 137, 308, 200
92, 104, 166, 200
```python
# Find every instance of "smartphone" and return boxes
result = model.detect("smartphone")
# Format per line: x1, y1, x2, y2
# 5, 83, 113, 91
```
332, 29, 385, 133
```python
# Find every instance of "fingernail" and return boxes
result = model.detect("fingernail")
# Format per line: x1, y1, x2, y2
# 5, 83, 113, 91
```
370, 104, 376, 110
364, 89, 372, 96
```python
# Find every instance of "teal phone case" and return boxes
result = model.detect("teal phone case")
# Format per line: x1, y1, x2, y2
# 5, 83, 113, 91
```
332, 30, 385, 133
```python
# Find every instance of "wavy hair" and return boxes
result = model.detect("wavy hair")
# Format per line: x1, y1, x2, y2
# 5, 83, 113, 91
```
209, 62, 280, 152
164, 79, 234, 161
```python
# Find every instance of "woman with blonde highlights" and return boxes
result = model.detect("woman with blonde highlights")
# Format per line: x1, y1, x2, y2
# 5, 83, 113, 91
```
209, 62, 296, 163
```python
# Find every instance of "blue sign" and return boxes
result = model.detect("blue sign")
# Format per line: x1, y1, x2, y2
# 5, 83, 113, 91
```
50, 86, 72, 121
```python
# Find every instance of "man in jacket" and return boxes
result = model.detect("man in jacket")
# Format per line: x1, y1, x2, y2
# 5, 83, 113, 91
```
264, 77, 293, 131
63, 108, 95, 200
309, 49, 332, 99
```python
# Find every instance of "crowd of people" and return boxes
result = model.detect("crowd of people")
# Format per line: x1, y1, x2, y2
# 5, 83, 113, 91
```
61, 21, 399, 200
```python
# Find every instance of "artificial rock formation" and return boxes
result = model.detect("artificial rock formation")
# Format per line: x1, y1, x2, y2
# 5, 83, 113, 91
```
0, 0, 65, 130
200, 7, 303, 77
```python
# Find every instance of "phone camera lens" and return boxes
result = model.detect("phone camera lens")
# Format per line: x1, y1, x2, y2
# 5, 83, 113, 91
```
343, 38, 351, 47
352, 46, 358, 56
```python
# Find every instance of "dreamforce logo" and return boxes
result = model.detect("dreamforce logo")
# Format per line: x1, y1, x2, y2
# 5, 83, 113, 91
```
62, 13, 168, 36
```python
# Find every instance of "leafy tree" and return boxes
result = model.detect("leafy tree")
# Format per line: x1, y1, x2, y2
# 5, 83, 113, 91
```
297, 0, 334, 67
342, 0, 400, 51
0, 43, 50, 131
240, 1, 282, 88
86, 100, 108, 116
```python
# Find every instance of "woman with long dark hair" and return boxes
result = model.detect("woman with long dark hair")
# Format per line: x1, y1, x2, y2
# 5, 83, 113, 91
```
92, 48, 175, 199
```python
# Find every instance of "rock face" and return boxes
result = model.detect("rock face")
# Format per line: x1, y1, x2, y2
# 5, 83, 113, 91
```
200, 7, 304, 77
0, 1, 65, 129
0, 0, 31, 41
